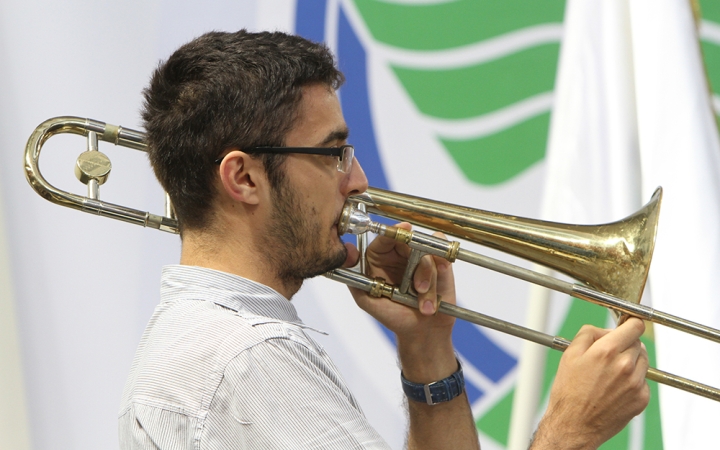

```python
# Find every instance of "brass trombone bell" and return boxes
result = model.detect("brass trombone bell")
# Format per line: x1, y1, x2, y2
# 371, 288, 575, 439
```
23, 116, 720, 402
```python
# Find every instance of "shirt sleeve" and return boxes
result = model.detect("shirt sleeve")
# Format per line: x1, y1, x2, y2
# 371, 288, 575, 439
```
200, 332, 392, 449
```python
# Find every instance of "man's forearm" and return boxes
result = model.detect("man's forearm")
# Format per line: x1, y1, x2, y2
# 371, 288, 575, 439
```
406, 392, 479, 450
528, 406, 600, 450
398, 339, 480, 450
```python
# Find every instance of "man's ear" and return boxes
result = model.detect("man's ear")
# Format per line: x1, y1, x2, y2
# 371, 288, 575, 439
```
217, 150, 263, 205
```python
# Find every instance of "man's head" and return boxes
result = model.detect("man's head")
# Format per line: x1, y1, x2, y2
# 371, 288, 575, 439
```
142, 30, 345, 233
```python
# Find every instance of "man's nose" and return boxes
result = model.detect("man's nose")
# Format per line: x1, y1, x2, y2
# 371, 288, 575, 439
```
343, 157, 369, 196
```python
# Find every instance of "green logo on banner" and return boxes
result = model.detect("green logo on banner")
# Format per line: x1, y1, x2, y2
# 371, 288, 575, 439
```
354, 0, 562, 185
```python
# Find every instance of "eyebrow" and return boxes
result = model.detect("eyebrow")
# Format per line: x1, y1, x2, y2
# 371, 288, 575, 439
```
316, 127, 349, 146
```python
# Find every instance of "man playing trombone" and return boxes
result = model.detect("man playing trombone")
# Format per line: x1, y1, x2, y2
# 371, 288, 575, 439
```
118, 30, 649, 449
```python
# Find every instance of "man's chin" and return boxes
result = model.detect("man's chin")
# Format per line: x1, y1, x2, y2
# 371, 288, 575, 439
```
327, 245, 349, 271
299, 246, 348, 280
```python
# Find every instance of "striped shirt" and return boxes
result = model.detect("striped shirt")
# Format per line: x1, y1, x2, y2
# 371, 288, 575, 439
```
118, 265, 390, 449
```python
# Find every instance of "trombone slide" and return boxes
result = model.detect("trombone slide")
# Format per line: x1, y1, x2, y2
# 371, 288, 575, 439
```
325, 268, 720, 403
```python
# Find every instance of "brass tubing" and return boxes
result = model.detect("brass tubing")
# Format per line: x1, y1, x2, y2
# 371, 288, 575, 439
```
339, 201, 720, 347
645, 368, 720, 402
351, 186, 662, 307
326, 268, 559, 349
24, 117, 178, 234
455, 247, 574, 295
650, 310, 720, 344
571, 286, 720, 344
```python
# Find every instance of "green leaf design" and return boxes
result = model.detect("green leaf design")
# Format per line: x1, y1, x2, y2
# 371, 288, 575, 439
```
700, 0, 720, 23
701, 41, 720, 96
699, 4, 720, 149
440, 113, 550, 185
476, 389, 514, 446
353, 0, 565, 50
391, 44, 559, 119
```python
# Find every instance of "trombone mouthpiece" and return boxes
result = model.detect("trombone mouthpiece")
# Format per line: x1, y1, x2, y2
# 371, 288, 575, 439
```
337, 204, 373, 236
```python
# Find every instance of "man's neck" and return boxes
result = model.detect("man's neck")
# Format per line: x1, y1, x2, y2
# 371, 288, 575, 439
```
179, 228, 300, 300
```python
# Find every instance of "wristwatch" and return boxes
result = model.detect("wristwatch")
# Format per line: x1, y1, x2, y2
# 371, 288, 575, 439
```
401, 361, 465, 406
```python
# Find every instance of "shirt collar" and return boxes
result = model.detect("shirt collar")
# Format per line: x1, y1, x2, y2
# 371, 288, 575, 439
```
160, 265, 304, 325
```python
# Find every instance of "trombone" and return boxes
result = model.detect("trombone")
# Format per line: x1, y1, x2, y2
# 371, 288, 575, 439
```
24, 116, 720, 402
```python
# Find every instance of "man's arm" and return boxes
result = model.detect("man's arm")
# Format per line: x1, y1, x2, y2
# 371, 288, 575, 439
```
345, 223, 650, 450
397, 255, 478, 449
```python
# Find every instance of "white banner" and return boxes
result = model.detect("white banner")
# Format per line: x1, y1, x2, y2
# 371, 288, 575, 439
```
2, 1, 567, 448
529, 1, 649, 448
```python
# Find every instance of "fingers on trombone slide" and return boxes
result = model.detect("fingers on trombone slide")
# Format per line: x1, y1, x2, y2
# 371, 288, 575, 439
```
550, 318, 650, 435
408, 230, 455, 316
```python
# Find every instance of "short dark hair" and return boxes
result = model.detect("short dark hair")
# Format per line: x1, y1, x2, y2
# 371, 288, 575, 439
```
142, 30, 344, 233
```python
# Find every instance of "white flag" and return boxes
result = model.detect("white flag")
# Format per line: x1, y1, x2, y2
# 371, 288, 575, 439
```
630, 0, 720, 448
530, 1, 651, 448
510, 1, 647, 446
516, 0, 720, 448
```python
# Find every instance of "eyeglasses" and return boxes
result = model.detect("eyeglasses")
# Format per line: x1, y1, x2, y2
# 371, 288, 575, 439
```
214, 145, 355, 173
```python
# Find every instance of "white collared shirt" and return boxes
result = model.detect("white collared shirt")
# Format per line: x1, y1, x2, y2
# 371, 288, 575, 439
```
118, 265, 389, 449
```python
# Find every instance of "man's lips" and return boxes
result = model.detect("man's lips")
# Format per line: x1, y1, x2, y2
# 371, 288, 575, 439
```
333, 208, 344, 236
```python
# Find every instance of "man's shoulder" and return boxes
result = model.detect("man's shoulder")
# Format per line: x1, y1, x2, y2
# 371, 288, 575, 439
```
119, 299, 298, 416
154, 298, 291, 345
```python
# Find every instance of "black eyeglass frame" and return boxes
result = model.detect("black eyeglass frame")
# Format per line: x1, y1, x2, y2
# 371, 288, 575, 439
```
214, 144, 354, 173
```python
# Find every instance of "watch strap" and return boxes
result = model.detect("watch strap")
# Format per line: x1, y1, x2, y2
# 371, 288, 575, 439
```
401, 361, 465, 406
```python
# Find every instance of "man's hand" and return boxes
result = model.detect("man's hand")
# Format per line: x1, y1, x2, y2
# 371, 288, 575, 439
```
344, 222, 479, 449
343, 223, 457, 382
531, 318, 650, 450
344, 223, 456, 347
